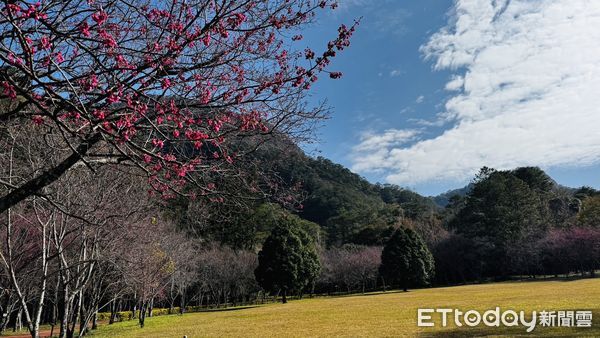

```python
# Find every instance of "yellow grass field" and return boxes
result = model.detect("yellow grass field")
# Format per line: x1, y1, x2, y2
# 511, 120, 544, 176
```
91, 278, 600, 337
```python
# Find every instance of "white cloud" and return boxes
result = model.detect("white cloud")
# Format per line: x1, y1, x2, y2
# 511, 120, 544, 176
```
416, 95, 425, 103
445, 75, 464, 91
389, 69, 403, 77
351, 0, 600, 186
336, 1, 411, 37
354, 129, 420, 152
353, 129, 420, 173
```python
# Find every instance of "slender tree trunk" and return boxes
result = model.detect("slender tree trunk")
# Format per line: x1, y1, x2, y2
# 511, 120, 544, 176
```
30, 214, 50, 338
131, 293, 137, 319
92, 308, 98, 330
59, 292, 70, 338
138, 301, 146, 328
0, 303, 10, 334
78, 290, 87, 337
2, 208, 36, 338
50, 275, 60, 337
67, 292, 82, 338
179, 290, 186, 315
13, 307, 22, 332
109, 299, 115, 324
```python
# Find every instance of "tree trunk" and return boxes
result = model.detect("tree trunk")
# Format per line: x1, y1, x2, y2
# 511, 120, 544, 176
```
92, 309, 98, 330
59, 293, 70, 338
67, 293, 81, 338
0, 134, 102, 214
281, 289, 287, 304
131, 292, 137, 319
138, 302, 146, 328
180, 291, 186, 315
13, 307, 22, 332
50, 276, 60, 337
109, 299, 116, 324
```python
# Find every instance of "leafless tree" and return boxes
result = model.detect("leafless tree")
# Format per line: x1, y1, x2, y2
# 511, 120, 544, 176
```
319, 245, 381, 294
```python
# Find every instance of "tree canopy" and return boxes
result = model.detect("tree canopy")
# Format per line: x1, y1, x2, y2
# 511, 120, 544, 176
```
254, 217, 320, 303
379, 227, 434, 292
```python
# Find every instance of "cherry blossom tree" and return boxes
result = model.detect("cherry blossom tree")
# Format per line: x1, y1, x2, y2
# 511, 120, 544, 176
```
319, 245, 381, 294
197, 245, 258, 308
0, 0, 356, 212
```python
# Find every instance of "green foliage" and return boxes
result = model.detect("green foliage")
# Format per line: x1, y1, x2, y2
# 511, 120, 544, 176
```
282, 157, 436, 246
512, 167, 554, 193
451, 169, 542, 240
250, 203, 324, 246
379, 227, 434, 291
168, 136, 439, 248
448, 167, 548, 276
376, 184, 438, 219
96, 312, 112, 322
254, 218, 321, 301
116, 311, 133, 322
578, 195, 600, 227
431, 184, 473, 208
97, 306, 212, 323
574, 186, 600, 200
351, 226, 396, 246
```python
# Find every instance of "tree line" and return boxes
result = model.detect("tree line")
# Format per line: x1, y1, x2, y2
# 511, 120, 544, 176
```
434, 167, 600, 284
0, 0, 598, 336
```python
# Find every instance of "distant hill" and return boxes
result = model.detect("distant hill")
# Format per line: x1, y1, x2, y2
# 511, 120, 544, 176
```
243, 135, 440, 246
431, 184, 473, 207
179, 133, 594, 249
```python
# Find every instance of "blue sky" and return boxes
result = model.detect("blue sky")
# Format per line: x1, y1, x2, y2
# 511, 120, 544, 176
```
298, 0, 600, 196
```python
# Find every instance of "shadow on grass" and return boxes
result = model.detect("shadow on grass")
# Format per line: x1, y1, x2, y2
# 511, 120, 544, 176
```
503, 274, 598, 283
312, 275, 600, 302
303, 289, 411, 302
192, 305, 260, 313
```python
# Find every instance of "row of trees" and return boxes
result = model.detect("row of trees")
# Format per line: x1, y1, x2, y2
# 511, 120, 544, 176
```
0, 0, 358, 336
433, 167, 600, 284
434, 226, 600, 284
0, 1, 597, 328
0, 165, 433, 338
0, 164, 194, 336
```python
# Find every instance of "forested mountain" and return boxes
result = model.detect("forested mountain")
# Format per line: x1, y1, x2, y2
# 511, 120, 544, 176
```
172, 135, 600, 266
270, 152, 440, 246
168, 136, 442, 249
431, 184, 473, 207
165, 133, 600, 289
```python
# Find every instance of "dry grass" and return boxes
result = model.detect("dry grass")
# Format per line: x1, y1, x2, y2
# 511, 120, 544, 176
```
91, 278, 600, 337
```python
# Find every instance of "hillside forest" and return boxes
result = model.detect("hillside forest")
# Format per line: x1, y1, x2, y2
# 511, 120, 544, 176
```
0, 1, 598, 337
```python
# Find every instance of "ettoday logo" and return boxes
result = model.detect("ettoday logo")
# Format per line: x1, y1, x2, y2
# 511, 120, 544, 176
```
417, 308, 593, 333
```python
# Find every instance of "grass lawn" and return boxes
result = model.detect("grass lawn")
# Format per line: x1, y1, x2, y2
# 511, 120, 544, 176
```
91, 278, 600, 337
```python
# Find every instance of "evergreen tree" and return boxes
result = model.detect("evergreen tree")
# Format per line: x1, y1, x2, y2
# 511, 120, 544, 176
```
379, 227, 434, 292
254, 218, 320, 303
578, 195, 600, 227
449, 168, 544, 277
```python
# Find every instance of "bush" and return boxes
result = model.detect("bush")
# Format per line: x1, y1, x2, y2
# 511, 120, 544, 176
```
98, 306, 206, 323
